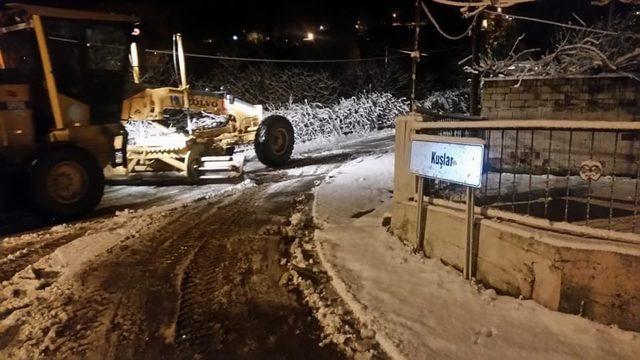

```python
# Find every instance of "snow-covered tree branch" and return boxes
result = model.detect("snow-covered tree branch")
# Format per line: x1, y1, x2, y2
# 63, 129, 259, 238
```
469, 13, 640, 80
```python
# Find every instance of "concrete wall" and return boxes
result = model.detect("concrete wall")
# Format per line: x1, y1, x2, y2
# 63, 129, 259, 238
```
392, 200, 640, 331
481, 75, 640, 121
392, 114, 640, 331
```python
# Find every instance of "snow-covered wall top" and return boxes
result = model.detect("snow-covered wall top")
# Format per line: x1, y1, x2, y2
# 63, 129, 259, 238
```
482, 75, 640, 121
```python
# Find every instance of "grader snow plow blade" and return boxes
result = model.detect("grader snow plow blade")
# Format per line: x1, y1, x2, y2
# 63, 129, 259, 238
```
119, 146, 245, 182
196, 155, 245, 180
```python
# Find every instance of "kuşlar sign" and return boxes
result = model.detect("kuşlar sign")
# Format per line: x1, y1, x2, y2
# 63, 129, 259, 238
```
409, 135, 485, 188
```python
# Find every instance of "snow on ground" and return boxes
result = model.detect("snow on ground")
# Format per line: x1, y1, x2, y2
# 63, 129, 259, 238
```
100, 178, 251, 211
313, 153, 640, 359
0, 179, 255, 355
291, 129, 394, 157
0, 131, 395, 358
0, 208, 170, 357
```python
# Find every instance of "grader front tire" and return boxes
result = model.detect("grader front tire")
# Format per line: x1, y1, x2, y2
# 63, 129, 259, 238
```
30, 147, 105, 220
186, 149, 203, 183
254, 115, 294, 168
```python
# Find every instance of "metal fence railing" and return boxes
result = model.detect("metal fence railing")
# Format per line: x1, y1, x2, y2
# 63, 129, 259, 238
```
413, 118, 640, 235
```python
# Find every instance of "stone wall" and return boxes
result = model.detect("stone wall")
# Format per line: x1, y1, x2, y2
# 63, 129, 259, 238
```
480, 75, 640, 176
481, 75, 640, 121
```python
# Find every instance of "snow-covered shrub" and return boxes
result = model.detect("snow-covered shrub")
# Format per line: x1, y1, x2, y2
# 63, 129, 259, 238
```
417, 88, 470, 114
196, 64, 341, 105
140, 52, 413, 105
268, 92, 409, 143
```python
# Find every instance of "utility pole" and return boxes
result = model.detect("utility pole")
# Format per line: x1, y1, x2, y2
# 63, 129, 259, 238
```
469, 13, 482, 116
410, 0, 421, 112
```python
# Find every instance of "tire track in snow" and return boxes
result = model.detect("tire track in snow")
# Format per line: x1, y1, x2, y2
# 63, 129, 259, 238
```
174, 182, 344, 359
64, 202, 234, 359
173, 188, 258, 356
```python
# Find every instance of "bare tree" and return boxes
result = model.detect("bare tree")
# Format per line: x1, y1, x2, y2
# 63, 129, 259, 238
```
468, 13, 640, 80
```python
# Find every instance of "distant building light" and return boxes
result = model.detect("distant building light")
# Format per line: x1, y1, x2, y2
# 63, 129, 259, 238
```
232, 35, 239, 41
481, 19, 488, 29
392, 12, 397, 19
319, 25, 325, 31
304, 32, 315, 41
247, 31, 264, 43
497, 7, 502, 13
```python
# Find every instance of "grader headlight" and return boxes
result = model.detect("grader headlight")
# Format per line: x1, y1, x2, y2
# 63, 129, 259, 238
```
112, 133, 127, 167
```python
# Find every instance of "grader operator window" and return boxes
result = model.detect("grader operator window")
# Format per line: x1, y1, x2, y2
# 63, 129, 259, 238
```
0, 30, 35, 69
43, 18, 130, 124
0, 28, 39, 81
0, 24, 50, 135
86, 25, 128, 71
0, 8, 37, 74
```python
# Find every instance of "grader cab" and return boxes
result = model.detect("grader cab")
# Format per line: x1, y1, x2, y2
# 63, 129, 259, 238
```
0, 4, 130, 219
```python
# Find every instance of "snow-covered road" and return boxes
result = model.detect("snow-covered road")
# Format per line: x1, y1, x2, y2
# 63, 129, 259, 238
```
0, 132, 394, 359
3, 128, 637, 359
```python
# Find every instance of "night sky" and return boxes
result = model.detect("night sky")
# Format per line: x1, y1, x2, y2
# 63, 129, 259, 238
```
17, 0, 637, 51
9, 0, 639, 89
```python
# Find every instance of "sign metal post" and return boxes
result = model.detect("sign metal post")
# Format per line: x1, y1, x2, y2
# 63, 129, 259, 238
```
409, 134, 485, 280
464, 186, 475, 280
414, 176, 425, 253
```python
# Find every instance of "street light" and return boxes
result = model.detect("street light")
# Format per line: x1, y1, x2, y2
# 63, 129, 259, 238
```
232, 35, 239, 41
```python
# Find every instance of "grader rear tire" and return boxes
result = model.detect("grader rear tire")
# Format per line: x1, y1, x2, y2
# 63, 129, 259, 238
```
30, 147, 105, 220
254, 115, 294, 168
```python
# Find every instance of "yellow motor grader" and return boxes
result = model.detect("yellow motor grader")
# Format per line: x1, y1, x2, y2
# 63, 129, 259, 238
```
117, 33, 295, 181
0, 4, 293, 219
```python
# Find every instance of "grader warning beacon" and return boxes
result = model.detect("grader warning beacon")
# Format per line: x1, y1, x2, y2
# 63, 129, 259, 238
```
0, 4, 294, 219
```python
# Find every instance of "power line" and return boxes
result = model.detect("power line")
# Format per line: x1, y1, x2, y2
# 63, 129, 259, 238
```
145, 45, 470, 64
484, 10, 620, 35
144, 49, 408, 63
421, 1, 480, 40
